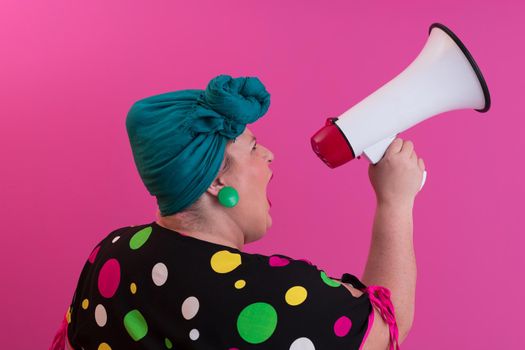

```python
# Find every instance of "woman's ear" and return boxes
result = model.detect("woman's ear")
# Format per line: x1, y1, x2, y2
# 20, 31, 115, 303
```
206, 177, 226, 197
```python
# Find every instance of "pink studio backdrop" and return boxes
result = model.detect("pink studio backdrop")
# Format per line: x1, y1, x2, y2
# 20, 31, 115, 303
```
1, 0, 523, 349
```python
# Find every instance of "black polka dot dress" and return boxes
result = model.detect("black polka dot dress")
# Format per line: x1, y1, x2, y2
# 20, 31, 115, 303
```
58, 222, 380, 350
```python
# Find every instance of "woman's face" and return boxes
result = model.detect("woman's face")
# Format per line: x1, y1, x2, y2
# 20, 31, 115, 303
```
223, 127, 274, 243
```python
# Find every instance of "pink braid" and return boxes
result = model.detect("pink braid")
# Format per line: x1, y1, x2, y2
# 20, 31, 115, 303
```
365, 285, 400, 350
49, 312, 68, 350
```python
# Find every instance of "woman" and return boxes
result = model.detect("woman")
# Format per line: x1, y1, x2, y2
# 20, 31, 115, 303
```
50, 74, 424, 350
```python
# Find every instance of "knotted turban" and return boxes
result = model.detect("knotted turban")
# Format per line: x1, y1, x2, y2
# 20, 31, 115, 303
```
125, 74, 271, 216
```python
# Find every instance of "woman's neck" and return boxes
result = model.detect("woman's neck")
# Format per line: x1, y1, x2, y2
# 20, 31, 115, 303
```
155, 211, 245, 251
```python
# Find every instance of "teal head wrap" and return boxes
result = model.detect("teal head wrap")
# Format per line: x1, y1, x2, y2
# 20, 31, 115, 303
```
125, 74, 271, 216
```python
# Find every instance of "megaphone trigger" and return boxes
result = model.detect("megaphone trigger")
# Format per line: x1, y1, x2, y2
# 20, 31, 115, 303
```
420, 170, 428, 192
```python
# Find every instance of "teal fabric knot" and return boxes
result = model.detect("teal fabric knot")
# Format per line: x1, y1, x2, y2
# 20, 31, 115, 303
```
190, 74, 270, 139
125, 74, 271, 216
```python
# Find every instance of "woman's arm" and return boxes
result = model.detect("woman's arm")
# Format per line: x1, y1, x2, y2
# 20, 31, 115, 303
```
361, 199, 416, 343
353, 137, 422, 347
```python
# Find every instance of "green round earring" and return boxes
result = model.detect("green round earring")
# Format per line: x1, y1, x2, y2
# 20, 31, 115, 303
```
218, 186, 239, 208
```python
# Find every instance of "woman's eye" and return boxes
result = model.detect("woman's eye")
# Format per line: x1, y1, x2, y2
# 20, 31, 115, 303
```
252, 143, 257, 151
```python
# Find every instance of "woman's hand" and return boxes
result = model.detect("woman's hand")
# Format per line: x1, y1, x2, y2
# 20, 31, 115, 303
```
368, 138, 425, 205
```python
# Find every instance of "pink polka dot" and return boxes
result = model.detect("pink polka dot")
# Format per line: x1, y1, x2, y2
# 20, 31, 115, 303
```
88, 246, 101, 264
269, 255, 290, 267
98, 258, 121, 298
334, 315, 352, 337
297, 258, 313, 265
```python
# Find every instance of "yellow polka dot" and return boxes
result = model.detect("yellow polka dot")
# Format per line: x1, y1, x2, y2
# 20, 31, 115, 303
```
98, 343, 112, 350
82, 299, 89, 310
130, 283, 137, 294
235, 279, 246, 289
210, 250, 242, 273
285, 286, 308, 306
66, 306, 71, 324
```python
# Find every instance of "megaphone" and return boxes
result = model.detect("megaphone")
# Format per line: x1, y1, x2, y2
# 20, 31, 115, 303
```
311, 23, 491, 191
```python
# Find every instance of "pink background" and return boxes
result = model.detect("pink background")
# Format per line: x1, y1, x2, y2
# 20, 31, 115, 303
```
1, 0, 523, 348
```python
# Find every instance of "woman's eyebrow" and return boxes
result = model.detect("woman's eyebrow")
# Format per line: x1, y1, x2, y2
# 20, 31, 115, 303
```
250, 136, 257, 145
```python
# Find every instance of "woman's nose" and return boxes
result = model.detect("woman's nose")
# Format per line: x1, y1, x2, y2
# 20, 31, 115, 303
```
260, 144, 274, 163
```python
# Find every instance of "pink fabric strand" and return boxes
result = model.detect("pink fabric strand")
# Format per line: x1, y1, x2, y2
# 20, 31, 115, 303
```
49, 312, 67, 350
365, 285, 400, 350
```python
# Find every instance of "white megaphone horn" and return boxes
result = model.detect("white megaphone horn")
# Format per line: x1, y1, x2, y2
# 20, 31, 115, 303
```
311, 23, 491, 191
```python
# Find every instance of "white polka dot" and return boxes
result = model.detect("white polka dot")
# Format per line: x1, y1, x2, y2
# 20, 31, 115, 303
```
112, 236, 120, 243
94, 304, 107, 327
189, 328, 199, 340
181, 296, 200, 320
290, 337, 315, 350
152, 262, 168, 286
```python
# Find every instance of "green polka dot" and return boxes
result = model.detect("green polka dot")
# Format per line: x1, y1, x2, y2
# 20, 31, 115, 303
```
129, 227, 152, 250
237, 302, 277, 344
164, 338, 172, 349
123, 309, 148, 341
320, 270, 341, 287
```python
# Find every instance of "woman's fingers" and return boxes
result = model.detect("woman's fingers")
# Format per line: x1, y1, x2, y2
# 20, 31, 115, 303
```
401, 140, 414, 157
386, 138, 404, 156
410, 149, 417, 161
385, 139, 422, 169
418, 157, 425, 171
